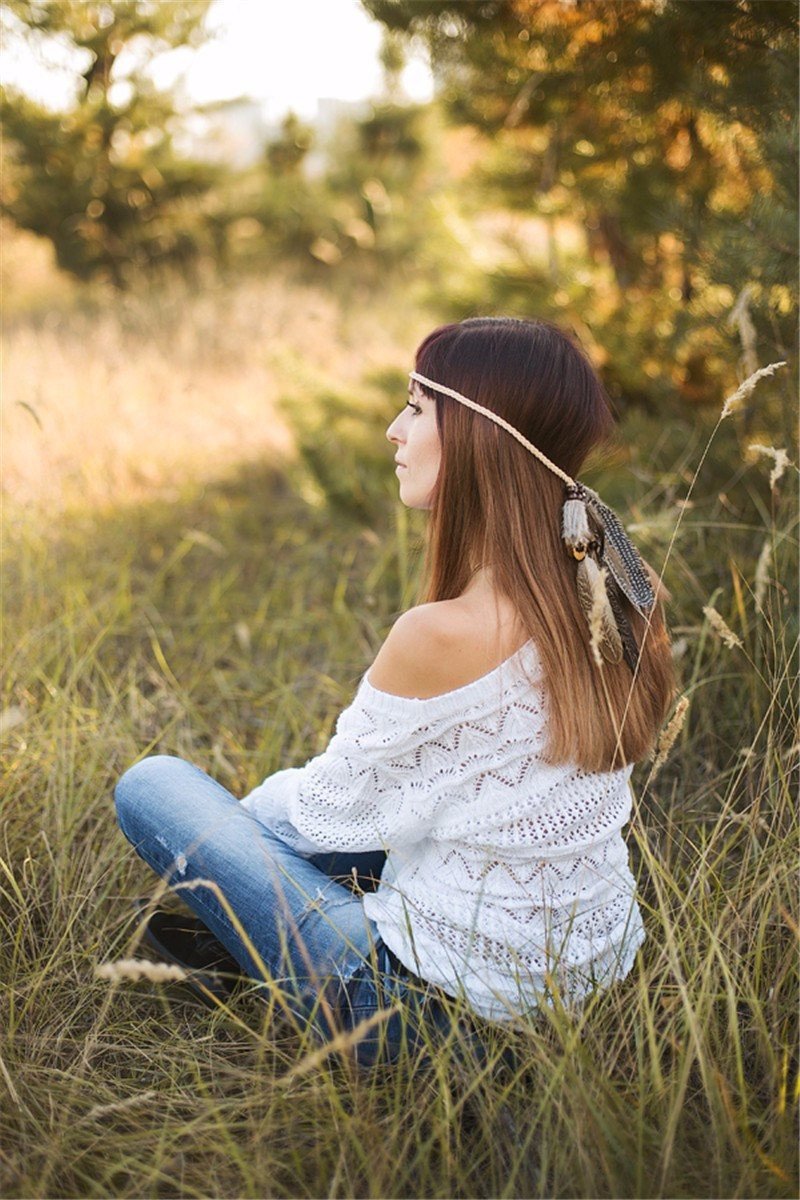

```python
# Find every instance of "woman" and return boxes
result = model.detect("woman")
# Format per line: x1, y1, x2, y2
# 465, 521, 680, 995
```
114, 316, 674, 1067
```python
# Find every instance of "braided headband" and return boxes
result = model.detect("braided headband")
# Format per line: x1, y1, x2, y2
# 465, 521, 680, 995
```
409, 370, 656, 672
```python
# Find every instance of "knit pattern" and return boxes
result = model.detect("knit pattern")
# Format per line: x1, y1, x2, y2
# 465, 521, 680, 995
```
241, 640, 645, 1022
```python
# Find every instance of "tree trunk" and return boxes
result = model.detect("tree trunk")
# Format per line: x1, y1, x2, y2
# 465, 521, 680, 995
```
597, 210, 636, 289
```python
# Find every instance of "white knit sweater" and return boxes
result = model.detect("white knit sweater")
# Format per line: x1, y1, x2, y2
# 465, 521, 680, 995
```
241, 639, 645, 1022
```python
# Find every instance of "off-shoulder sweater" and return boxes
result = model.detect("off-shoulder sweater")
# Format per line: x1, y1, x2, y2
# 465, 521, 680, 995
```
240, 639, 645, 1022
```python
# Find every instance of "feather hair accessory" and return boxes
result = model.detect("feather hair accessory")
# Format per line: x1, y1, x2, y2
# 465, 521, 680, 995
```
409, 371, 657, 671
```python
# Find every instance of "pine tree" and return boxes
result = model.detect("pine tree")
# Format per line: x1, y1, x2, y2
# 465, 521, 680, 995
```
1, 0, 223, 285
362, 0, 798, 391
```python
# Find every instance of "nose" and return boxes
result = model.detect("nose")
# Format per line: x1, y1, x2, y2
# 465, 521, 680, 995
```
386, 412, 404, 444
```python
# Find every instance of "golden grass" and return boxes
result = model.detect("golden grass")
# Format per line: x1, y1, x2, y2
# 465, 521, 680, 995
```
2, 258, 429, 513
1, 267, 797, 1199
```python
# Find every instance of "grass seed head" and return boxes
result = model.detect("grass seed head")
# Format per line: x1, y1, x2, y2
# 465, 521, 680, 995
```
95, 958, 188, 984
726, 285, 759, 376
652, 695, 690, 776
720, 361, 787, 419
754, 538, 772, 612
748, 443, 791, 490
702, 605, 743, 650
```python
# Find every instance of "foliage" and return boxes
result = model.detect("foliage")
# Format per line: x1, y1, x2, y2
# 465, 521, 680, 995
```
264, 111, 313, 177
322, 100, 456, 273
4, 0, 796, 422
0, 0, 224, 285
362, 0, 798, 404
211, 99, 464, 289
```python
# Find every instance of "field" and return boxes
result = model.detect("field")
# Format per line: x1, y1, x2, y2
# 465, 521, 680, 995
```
1, 262, 797, 1199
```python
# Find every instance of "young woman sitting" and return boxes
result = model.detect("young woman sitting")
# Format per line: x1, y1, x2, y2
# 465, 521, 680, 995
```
114, 316, 674, 1068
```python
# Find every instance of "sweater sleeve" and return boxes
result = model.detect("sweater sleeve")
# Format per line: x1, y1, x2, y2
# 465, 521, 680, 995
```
239, 767, 323, 854
240, 678, 454, 853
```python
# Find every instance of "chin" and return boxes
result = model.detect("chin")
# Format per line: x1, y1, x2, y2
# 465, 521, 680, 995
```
397, 472, 436, 509
399, 487, 432, 511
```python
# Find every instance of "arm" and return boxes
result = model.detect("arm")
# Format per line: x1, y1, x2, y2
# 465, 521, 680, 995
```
242, 607, 460, 852
240, 767, 322, 854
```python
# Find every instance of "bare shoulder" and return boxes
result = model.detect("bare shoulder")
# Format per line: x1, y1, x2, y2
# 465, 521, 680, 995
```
366, 599, 522, 700
366, 603, 460, 699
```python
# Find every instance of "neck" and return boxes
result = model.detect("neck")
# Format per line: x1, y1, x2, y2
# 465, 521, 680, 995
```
464, 563, 493, 593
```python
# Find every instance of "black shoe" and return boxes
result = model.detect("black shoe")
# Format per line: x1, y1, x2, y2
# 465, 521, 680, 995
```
133, 899, 245, 1006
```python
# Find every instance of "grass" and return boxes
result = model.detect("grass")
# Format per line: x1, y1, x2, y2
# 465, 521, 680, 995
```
1, 269, 797, 1198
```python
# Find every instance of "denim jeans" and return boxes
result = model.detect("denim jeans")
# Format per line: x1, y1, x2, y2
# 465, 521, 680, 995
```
114, 755, 482, 1068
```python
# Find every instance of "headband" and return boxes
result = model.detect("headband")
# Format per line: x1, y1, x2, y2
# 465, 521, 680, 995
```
409, 370, 657, 672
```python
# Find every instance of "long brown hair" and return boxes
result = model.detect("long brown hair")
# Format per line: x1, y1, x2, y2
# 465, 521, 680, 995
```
414, 316, 674, 773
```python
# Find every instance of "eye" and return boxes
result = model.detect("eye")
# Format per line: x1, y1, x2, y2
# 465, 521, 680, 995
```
406, 400, 423, 415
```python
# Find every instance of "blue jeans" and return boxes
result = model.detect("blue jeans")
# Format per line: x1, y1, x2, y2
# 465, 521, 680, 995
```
114, 755, 479, 1068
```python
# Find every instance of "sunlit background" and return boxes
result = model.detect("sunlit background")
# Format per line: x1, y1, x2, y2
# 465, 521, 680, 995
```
0, 1, 794, 509
2, 0, 434, 121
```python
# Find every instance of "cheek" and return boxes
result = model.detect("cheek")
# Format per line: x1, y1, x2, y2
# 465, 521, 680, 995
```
424, 428, 442, 473
410, 414, 439, 462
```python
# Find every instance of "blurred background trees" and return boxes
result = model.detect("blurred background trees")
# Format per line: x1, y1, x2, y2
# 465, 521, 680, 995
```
1, 0, 796, 414
364, 0, 797, 412
0, 0, 225, 285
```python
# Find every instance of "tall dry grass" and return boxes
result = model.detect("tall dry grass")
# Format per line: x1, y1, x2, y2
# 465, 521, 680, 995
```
1, 266, 797, 1199
2, 258, 432, 513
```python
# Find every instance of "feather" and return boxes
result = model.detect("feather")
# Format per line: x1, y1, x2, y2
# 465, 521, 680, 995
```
562, 493, 592, 557
582, 487, 656, 616
575, 555, 624, 665
605, 574, 642, 672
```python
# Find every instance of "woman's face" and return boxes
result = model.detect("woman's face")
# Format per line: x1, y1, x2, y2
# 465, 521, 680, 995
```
386, 381, 442, 509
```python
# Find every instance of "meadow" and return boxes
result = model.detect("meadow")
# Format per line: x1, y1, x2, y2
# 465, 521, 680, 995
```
1, 260, 797, 1199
